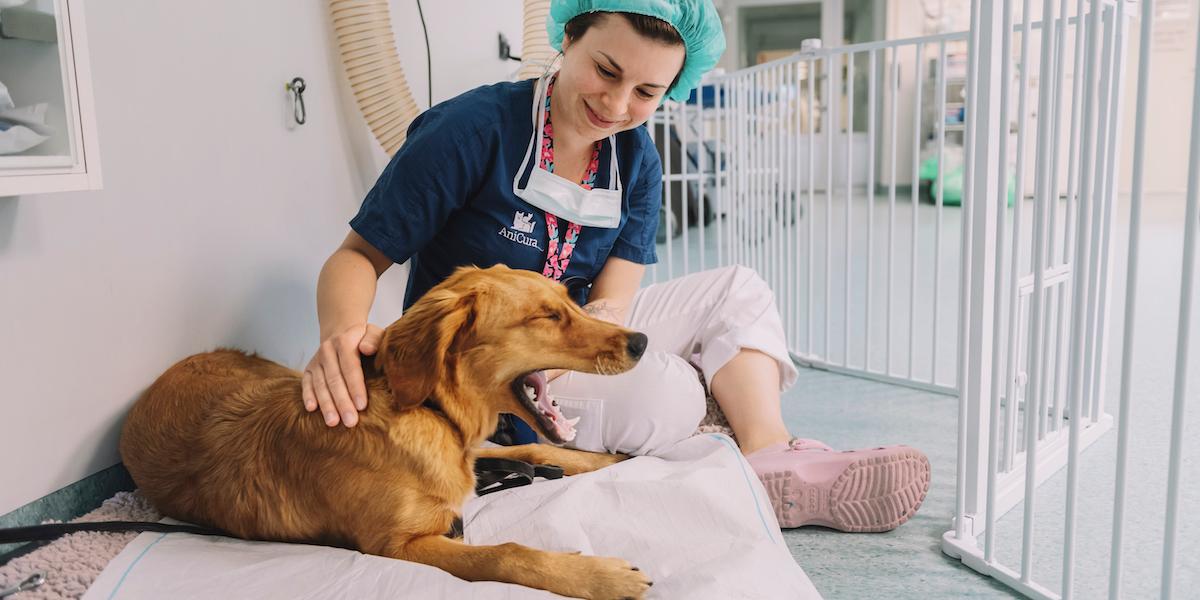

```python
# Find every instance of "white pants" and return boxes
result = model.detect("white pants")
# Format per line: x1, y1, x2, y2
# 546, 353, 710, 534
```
549, 265, 800, 456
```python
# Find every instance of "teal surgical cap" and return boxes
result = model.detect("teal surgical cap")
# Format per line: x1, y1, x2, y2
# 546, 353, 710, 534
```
548, 0, 726, 102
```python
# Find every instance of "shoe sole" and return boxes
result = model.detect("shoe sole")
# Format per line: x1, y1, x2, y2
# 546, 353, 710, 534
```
760, 448, 931, 532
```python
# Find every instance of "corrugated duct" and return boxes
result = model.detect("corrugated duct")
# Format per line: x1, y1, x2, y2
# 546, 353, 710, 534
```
328, 0, 419, 156
518, 0, 556, 81
330, 0, 554, 155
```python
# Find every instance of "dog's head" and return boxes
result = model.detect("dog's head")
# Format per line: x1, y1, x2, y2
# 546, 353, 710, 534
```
374, 264, 647, 444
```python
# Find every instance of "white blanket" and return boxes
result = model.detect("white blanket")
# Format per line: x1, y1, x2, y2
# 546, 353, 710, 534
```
84, 435, 820, 599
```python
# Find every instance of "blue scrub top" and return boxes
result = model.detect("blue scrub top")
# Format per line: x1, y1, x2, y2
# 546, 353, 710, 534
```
350, 78, 662, 310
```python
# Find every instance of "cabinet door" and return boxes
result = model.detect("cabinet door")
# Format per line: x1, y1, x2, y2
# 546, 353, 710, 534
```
0, 0, 101, 196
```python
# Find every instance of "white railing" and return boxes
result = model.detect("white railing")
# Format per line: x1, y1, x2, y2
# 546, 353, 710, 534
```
649, 32, 978, 397
646, 0, 1198, 597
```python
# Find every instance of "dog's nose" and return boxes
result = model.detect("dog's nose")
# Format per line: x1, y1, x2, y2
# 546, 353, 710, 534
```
626, 332, 648, 359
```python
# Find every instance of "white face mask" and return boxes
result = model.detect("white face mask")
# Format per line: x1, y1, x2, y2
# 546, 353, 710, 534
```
513, 73, 623, 229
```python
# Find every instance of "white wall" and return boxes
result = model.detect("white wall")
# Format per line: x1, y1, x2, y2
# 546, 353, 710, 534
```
0, 0, 521, 515
714, 0, 823, 73
1118, 0, 1196, 196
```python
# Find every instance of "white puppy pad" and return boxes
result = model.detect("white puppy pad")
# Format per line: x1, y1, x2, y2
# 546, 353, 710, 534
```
85, 435, 820, 599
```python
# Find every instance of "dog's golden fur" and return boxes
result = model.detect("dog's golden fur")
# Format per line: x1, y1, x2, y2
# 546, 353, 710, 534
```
120, 265, 651, 599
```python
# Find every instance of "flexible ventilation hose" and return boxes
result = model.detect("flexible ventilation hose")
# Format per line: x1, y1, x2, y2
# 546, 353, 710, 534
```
330, 0, 554, 154
518, 0, 556, 81
329, 0, 420, 156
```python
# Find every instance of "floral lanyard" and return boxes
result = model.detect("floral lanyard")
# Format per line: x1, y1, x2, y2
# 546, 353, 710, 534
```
539, 76, 602, 281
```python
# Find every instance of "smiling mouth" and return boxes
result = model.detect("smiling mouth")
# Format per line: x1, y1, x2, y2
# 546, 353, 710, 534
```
583, 102, 618, 129
510, 371, 579, 444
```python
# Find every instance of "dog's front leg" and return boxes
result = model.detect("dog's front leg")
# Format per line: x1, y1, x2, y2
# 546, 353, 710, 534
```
393, 534, 650, 600
475, 444, 628, 476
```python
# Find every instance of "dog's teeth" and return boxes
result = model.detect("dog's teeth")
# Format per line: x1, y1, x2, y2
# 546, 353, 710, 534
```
565, 416, 581, 427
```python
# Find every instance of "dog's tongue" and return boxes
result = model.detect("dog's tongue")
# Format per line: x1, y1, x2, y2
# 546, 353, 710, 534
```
523, 371, 579, 442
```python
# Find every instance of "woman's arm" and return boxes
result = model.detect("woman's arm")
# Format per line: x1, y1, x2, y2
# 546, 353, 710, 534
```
304, 231, 394, 427
581, 255, 645, 325
546, 256, 644, 382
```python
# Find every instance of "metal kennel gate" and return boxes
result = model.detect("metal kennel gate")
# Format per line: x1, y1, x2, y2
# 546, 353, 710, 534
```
646, 0, 1193, 597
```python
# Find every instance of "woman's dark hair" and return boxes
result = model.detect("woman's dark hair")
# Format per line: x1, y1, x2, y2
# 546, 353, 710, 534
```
564, 12, 684, 48
563, 12, 685, 91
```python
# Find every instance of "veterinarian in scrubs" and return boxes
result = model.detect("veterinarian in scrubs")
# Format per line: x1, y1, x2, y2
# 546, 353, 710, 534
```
305, 0, 930, 532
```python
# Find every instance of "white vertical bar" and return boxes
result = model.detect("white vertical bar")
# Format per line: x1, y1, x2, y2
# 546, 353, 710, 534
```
763, 66, 772, 294
759, 69, 767, 278
730, 79, 738, 270
740, 77, 748, 271
787, 61, 796, 350
909, 42, 924, 379
866, 49, 878, 373
700, 86, 708, 273
1161, 0, 1200, 593
808, 58, 817, 356
742, 77, 750, 271
796, 61, 805, 351
1038, 2, 1067, 436
1055, 0, 1092, 433
788, 64, 798, 351
1093, 0, 1128, 443
775, 65, 785, 310
750, 71, 759, 278
710, 81, 720, 268
1020, 0, 1059, 583
1062, 0, 1104, 595
933, 41, 946, 385
1091, 3, 1124, 424
681, 90, 690, 275
1002, 0, 1035, 473
1046, 0, 1075, 436
1036, 11, 1062, 440
962, 21, 1014, 451
825, 55, 835, 362
649, 110, 660, 284
737, 77, 745, 272
1109, 2, 1152, 598
984, 0, 1016, 562
763, 68, 772, 293
955, 0, 979, 534
1081, 4, 1116, 426
845, 53, 855, 366
681, 96, 690, 275
888, 52, 899, 376
664, 101, 674, 281
759, 68, 768, 290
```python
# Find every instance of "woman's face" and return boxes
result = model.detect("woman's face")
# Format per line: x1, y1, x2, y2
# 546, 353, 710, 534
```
554, 14, 685, 143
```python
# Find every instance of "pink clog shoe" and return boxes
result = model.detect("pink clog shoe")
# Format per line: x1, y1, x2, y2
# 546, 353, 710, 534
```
746, 439, 931, 532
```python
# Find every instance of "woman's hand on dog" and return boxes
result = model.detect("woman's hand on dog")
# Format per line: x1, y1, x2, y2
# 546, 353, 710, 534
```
302, 322, 385, 427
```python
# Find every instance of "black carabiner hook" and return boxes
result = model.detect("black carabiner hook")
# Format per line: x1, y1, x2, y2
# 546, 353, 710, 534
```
286, 77, 307, 125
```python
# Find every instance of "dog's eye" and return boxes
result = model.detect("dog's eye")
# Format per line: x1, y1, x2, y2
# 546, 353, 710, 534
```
543, 313, 562, 322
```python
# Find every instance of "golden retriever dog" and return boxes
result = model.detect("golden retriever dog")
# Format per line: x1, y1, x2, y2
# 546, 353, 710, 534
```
120, 265, 652, 599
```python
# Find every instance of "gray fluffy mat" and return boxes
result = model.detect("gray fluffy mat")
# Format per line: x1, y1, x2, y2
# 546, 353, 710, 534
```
0, 492, 160, 600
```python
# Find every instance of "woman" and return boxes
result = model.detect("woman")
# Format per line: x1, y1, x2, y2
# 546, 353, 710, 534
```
304, 0, 929, 532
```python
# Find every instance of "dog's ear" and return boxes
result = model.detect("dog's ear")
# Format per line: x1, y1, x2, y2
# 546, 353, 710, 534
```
376, 288, 477, 411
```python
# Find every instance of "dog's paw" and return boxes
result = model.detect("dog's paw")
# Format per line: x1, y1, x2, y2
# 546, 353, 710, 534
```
529, 448, 629, 476
557, 553, 651, 600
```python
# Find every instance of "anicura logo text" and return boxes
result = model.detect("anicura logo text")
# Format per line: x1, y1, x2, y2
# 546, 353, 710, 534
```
498, 227, 543, 251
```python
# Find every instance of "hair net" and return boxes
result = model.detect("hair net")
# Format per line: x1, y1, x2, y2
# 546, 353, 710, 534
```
548, 0, 726, 102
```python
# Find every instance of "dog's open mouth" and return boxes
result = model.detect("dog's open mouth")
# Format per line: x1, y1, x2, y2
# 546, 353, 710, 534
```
511, 371, 579, 444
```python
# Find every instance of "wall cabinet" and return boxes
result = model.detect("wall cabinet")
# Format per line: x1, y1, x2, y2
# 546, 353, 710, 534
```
0, 0, 100, 196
